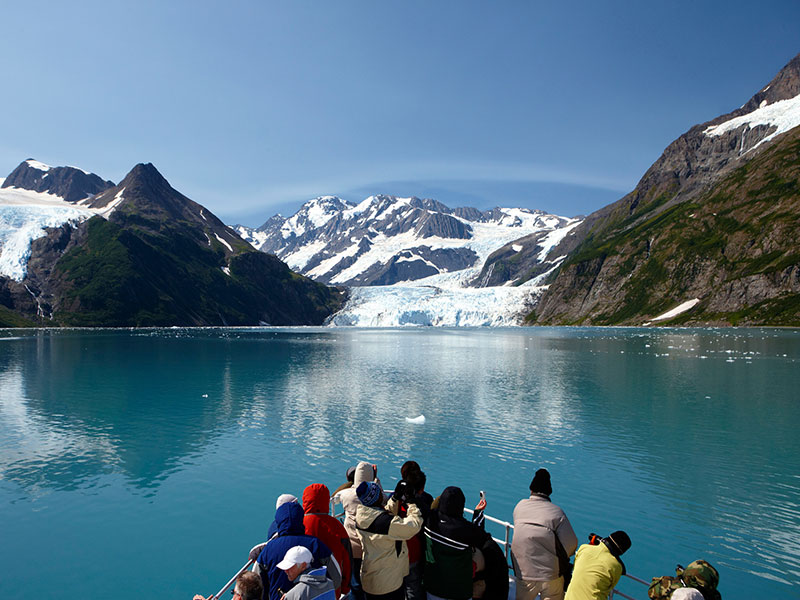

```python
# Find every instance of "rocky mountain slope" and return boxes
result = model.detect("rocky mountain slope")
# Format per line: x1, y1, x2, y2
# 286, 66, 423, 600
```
235, 195, 579, 287
0, 161, 344, 327
531, 52, 800, 326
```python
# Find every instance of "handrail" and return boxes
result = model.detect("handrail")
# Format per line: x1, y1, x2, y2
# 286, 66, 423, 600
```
329, 495, 648, 599
209, 558, 254, 599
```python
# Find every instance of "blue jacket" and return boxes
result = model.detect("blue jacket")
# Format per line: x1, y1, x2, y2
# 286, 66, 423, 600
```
256, 502, 334, 600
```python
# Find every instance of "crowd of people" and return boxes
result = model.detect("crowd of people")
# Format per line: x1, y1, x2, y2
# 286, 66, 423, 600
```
195, 462, 720, 600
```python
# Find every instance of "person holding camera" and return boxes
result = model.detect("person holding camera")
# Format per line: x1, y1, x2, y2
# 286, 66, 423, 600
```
354, 480, 423, 600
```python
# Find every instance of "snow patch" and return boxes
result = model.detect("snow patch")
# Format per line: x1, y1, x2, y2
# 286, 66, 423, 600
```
214, 233, 233, 252
704, 92, 800, 151
221, 266, 231, 276
512, 244, 523, 252
25, 159, 51, 172
649, 299, 700, 323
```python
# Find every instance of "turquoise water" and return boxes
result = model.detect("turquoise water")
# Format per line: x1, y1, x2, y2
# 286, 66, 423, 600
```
0, 327, 798, 599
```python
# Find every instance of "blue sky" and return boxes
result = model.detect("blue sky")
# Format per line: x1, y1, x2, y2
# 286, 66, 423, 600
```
1, 1, 798, 225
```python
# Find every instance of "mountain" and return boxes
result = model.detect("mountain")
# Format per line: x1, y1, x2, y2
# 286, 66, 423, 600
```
531, 53, 800, 326
2, 159, 114, 203
235, 195, 579, 287
0, 162, 344, 327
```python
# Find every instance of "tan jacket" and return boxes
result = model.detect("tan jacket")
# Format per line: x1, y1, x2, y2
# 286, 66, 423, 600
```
332, 461, 381, 559
511, 493, 578, 581
355, 499, 422, 595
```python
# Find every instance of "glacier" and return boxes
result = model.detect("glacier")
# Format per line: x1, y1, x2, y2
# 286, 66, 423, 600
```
328, 284, 547, 327
0, 185, 108, 281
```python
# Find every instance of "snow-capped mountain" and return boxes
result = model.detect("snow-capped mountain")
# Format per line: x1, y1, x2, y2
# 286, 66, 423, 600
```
235, 195, 580, 288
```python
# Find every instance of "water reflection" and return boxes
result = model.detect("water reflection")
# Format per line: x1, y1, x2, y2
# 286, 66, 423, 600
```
0, 327, 798, 596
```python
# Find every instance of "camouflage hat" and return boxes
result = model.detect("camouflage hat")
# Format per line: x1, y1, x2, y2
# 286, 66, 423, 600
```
682, 559, 720, 592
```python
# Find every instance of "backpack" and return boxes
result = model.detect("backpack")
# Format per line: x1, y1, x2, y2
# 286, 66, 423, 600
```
648, 560, 721, 600
647, 575, 684, 599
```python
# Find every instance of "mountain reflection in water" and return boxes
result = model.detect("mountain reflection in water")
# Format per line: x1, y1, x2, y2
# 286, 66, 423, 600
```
0, 327, 798, 599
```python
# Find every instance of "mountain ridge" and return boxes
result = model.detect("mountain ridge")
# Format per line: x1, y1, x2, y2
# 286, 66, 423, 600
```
531, 52, 800, 326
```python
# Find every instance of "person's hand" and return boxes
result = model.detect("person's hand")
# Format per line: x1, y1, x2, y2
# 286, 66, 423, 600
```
193, 595, 209, 600
392, 480, 409, 502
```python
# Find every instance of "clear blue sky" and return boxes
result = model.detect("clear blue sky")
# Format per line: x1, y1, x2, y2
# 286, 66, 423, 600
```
1, 1, 798, 225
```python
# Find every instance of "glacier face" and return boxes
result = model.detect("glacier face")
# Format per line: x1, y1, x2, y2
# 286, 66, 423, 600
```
328, 284, 547, 327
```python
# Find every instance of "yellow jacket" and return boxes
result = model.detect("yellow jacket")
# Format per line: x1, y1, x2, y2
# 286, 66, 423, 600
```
564, 543, 623, 600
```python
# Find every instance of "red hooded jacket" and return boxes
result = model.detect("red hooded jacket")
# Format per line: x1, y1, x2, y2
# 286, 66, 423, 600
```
302, 483, 352, 595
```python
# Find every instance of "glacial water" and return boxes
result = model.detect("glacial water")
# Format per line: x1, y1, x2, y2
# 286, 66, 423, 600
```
0, 327, 798, 599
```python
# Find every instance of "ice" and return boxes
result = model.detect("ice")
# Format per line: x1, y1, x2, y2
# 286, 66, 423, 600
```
328, 284, 543, 327
0, 204, 91, 280
405, 415, 426, 424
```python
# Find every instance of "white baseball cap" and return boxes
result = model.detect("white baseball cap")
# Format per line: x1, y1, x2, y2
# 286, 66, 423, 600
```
277, 546, 313, 571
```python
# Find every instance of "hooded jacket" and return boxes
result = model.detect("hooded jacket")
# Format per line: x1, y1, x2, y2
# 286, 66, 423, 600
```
355, 498, 422, 595
302, 483, 351, 595
282, 566, 336, 600
423, 487, 508, 600
333, 461, 381, 559
255, 502, 339, 600
511, 493, 578, 582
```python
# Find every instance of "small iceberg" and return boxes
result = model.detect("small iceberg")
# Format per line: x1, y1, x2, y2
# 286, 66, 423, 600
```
405, 415, 426, 425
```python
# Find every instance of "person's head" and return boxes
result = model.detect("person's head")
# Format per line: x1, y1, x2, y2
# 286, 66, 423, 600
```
346, 466, 356, 483
401, 460, 421, 480
405, 469, 426, 494
603, 530, 631, 556
529, 468, 552, 496
275, 493, 298, 510
439, 486, 466, 518
231, 572, 263, 600
277, 546, 313, 582
356, 481, 383, 507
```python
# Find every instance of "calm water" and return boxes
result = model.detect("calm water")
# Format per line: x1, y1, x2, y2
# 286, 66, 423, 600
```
0, 327, 798, 599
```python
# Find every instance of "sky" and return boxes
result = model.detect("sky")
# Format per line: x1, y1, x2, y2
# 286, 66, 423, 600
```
0, 1, 798, 226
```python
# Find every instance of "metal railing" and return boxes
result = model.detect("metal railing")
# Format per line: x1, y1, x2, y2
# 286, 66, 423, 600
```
463, 507, 647, 599
327, 497, 648, 600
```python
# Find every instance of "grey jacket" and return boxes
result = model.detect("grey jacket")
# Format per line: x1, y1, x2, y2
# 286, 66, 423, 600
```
282, 566, 336, 600
511, 493, 578, 581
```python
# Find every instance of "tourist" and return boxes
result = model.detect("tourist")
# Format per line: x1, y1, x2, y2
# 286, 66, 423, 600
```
268, 494, 300, 540
333, 461, 382, 600
252, 501, 341, 600
511, 468, 578, 600
192, 572, 263, 600
423, 486, 508, 600
332, 466, 357, 497
401, 466, 434, 600
564, 531, 631, 600
355, 480, 423, 600
302, 483, 352, 596
276, 545, 336, 600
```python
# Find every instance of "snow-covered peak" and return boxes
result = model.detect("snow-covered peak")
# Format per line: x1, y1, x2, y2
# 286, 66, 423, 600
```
704, 92, 800, 151
25, 159, 52, 172
280, 195, 352, 239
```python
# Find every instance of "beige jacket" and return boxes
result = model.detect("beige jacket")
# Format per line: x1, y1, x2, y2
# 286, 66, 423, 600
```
355, 499, 422, 595
332, 461, 381, 559
511, 493, 578, 582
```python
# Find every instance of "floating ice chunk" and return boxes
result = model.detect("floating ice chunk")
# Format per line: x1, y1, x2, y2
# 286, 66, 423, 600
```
405, 415, 426, 425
